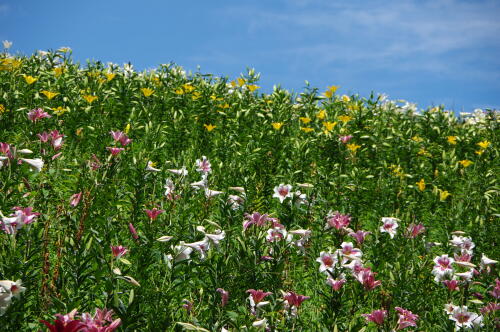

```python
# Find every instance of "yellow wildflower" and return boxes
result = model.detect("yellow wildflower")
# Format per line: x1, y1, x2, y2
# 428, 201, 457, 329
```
52, 106, 69, 116
477, 140, 490, 149
316, 109, 326, 120
204, 124, 216, 132
105, 72, 116, 81
323, 85, 339, 98
23, 75, 37, 85
191, 91, 202, 100
338, 115, 352, 123
237, 78, 246, 87
246, 84, 260, 92
341, 95, 350, 102
475, 149, 484, 155
76, 128, 83, 136
141, 88, 154, 97
347, 143, 361, 153
41, 90, 59, 100
0, 104, 7, 114
124, 123, 131, 134
418, 148, 431, 157
182, 83, 195, 93
299, 117, 311, 124
0, 57, 22, 71
416, 179, 426, 191
87, 71, 101, 79
439, 190, 451, 201
272, 122, 284, 130
230, 80, 237, 87
301, 127, 314, 133
53, 66, 65, 77
389, 164, 404, 177
458, 160, 473, 167
411, 135, 423, 143
174, 88, 185, 95
323, 121, 337, 132
82, 95, 98, 103
447, 136, 457, 145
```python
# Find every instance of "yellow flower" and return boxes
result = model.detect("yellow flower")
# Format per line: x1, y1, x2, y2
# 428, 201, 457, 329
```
191, 91, 202, 100
218, 103, 230, 109
347, 143, 361, 152
41, 90, 59, 100
418, 148, 431, 157
87, 71, 101, 79
323, 85, 339, 98
439, 190, 451, 201
301, 127, 314, 133
52, 106, 69, 116
174, 88, 185, 95
204, 124, 216, 132
341, 95, 351, 102
477, 140, 490, 149
447, 136, 457, 145
338, 115, 352, 123
141, 88, 154, 97
124, 123, 131, 134
246, 84, 260, 92
389, 164, 404, 177
76, 128, 83, 136
0, 57, 22, 71
105, 72, 116, 81
416, 179, 426, 191
459, 160, 473, 167
53, 66, 65, 77
475, 149, 484, 155
323, 121, 337, 132
272, 122, 284, 130
182, 83, 195, 93
23, 75, 37, 85
411, 135, 423, 143
230, 80, 237, 87
299, 117, 311, 124
83, 95, 98, 103
0, 104, 7, 114
316, 109, 327, 120
237, 77, 246, 87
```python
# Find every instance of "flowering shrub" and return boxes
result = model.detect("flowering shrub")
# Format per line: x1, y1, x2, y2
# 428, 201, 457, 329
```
0, 47, 498, 330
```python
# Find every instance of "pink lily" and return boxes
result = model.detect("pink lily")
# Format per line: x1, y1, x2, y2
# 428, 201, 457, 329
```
69, 192, 82, 207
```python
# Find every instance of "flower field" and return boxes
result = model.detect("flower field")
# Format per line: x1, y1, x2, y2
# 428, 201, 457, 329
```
0, 47, 499, 331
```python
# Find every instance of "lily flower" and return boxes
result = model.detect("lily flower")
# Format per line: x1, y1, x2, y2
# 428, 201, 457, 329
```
273, 184, 293, 203
362, 309, 387, 326
69, 192, 82, 207
380, 217, 399, 238
195, 156, 211, 173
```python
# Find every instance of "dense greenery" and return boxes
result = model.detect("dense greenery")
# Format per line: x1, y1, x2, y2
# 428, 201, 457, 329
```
0, 48, 499, 331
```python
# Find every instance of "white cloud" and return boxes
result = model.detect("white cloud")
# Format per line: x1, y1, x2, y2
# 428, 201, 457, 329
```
219, 0, 500, 74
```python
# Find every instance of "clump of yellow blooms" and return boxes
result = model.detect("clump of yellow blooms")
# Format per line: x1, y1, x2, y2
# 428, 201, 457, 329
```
204, 124, 216, 132
41, 90, 59, 100
323, 85, 339, 98
459, 160, 473, 168
316, 109, 327, 120
447, 136, 457, 145
272, 122, 284, 130
416, 179, 426, 191
82, 95, 98, 103
347, 143, 361, 153
475, 140, 491, 155
23, 75, 37, 85
338, 115, 352, 124
141, 88, 154, 97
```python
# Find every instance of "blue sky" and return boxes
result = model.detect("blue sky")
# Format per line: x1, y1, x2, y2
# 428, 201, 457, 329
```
1, 0, 499, 112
